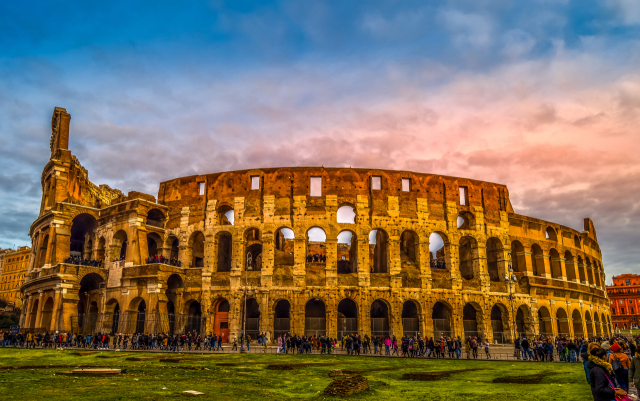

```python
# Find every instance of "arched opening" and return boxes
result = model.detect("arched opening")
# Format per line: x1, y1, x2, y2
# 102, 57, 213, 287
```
530, 244, 544, 276
556, 308, 570, 337
429, 232, 448, 269
244, 228, 263, 271
165, 274, 183, 333
537, 306, 552, 336
274, 300, 291, 338
29, 298, 39, 328
275, 227, 295, 252
574, 235, 581, 249
549, 249, 562, 279
167, 301, 175, 333
77, 301, 85, 331
564, 251, 576, 282
305, 299, 326, 337
594, 313, 602, 336
585, 311, 594, 338
41, 297, 54, 330
572, 309, 584, 338
337, 298, 358, 338
369, 229, 389, 273
243, 298, 261, 339
217, 232, 233, 272
337, 230, 357, 274
96, 237, 106, 264
136, 300, 147, 334
370, 299, 389, 337
577, 256, 586, 283
586, 258, 594, 285
510, 241, 525, 273
486, 237, 502, 282
491, 304, 506, 344
402, 301, 419, 338
70, 213, 97, 258
516, 305, 532, 338
165, 236, 179, 261
147, 208, 165, 228
190, 231, 205, 268
545, 227, 557, 241
185, 300, 202, 334
594, 262, 602, 288
213, 298, 230, 342
218, 205, 234, 225
105, 299, 120, 334
38, 234, 49, 268
337, 205, 356, 224
306, 227, 326, 264
400, 230, 418, 264
463, 303, 481, 338
112, 230, 128, 261
457, 211, 475, 230
147, 232, 162, 260
432, 301, 453, 338
459, 236, 478, 280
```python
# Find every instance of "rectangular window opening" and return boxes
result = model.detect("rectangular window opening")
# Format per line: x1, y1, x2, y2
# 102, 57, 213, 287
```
198, 182, 205, 196
372, 176, 381, 190
251, 176, 260, 190
402, 178, 410, 192
310, 177, 322, 197
459, 186, 468, 206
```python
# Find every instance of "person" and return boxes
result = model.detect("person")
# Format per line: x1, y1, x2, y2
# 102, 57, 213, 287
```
484, 340, 491, 359
608, 343, 630, 392
582, 342, 600, 384
588, 347, 627, 401
630, 345, 640, 393
232, 336, 238, 351
514, 336, 521, 360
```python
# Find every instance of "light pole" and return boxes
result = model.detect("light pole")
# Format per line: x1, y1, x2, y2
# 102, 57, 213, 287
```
241, 252, 251, 353
505, 254, 518, 343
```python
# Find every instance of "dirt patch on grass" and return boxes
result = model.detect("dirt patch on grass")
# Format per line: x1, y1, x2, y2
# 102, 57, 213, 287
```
402, 369, 478, 381
69, 351, 99, 356
125, 357, 158, 361
493, 374, 547, 384
324, 375, 370, 397
266, 363, 342, 370
342, 365, 421, 375
96, 354, 133, 359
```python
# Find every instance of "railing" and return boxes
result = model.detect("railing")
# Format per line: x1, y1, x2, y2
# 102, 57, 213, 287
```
337, 318, 358, 339
305, 318, 326, 337
370, 318, 389, 337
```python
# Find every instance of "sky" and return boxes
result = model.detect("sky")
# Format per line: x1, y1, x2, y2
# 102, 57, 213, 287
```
1, 1, 639, 283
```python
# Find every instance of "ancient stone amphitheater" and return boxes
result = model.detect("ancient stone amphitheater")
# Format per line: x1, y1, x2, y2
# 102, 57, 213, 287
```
20, 107, 612, 342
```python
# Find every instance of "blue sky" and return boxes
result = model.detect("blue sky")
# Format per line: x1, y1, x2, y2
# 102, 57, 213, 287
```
1, 1, 640, 281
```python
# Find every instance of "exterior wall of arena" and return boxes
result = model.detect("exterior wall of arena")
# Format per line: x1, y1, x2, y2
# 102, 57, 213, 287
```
20, 107, 613, 342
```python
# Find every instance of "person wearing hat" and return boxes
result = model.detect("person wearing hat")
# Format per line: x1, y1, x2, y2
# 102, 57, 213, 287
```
608, 343, 631, 392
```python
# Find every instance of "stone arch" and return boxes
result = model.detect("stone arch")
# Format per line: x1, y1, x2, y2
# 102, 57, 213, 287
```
549, 248, 562, 279
217, 204, 234, 225
112, 230, 128, 261
510, 240, 525, 273
564, 251, 576, 282
165, 235, 180, 260
147, 232, 162, 260
545, 227, 558, 241
594, 312, 602, 336
216, 231, 233, 272
586, 258, 595, 285
37, 233, 50, 268
243, 228, 263, 271
337, 230, 357, 274
337, 205, 356, 224
537, 306, 552, 336
572, 309, 584, 338
274, 299, 291, 338
305, 298, 326, 337
242, 298, 261, 338
585, 310, 594, 337
96, 237, 106, 264
457, 211, 475, 230
213, 297, 230, 341
369, 229, 389, 273
594, 261, 603, 288
41, 296, 54, 331
105, 298, 120, 334
29, 298, 39, 328
459, 235, 478, 280
146, 208, 166, 228
78, 272, 105, 294
486, 237, 503, 282
556, 307, 570, 337
70, 213, 97, 258
530, 244, 544, 277
462, 302, 483, 338
184, 299, 203, 334
516, 304, 534, 337
432, 301, 453, 338
574, 234, 581, 249
401, 300, 421, 338
577, 255, 586, 283
490, 303, 510, 343
370, 298, 390, 337
337, 298, 358, 338
429, 231, 449, 269
188, 231, 205, 268
400, 230, 419, 264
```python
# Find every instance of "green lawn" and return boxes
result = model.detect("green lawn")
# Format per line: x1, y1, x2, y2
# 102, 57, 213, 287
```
0, 348, 592, 400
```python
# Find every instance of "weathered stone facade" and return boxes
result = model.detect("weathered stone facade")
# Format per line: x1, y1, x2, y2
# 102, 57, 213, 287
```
20, 107, 612, 342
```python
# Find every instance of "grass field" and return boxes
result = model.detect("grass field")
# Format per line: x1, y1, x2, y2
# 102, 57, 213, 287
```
0, 348, 592, 400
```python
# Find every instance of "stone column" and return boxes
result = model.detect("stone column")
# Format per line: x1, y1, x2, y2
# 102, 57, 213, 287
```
419, 237, 431, 290
539, 254, 551, 278
325, 238, 337, 288
559, 258, 568, 281
49, 289, 63, 332
357, 236, 370, 287
293, 238, 306, 287
34, 291, 45, 329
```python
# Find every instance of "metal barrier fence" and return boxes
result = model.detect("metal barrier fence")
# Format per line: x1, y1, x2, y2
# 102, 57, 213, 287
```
304, 318, 326, 337
370, 318, 389, 338
71, 313, 206, 335
337, 318, 358, 339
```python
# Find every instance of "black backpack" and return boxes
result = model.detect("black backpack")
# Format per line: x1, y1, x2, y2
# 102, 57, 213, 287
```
611, 356, 623, 373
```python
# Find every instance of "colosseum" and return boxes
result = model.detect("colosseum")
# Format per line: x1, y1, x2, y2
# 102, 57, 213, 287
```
20, 107, 613, 342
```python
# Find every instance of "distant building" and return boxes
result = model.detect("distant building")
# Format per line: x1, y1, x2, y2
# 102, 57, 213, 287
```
0, 246, 31, 309
0, 248, 6, 278
607, 274, 640, 329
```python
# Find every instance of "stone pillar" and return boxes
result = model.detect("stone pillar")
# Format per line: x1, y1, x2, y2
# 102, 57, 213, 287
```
49, 290, 63, 332
578, 263, 588, 285
34, 291, 45, 329
179, 245, 191, 268
388, 236, 401, 276
325, 238, 337, 288
419, 237, 432, 290
449, 243, 461, 291
476, 243, 489, 290
293, 238, 306, 287
260, 233, 274, 288
539, 254, 551, 278
522, 251, 534, 276
559, 258, 568, 281
357, 236, 370, 287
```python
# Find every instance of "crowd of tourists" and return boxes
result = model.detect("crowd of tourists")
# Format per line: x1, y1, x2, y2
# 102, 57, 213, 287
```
145, 255, 182, 267
1, 328, 638, 400
63, 255, 103, 268
306, 254, 326, 263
